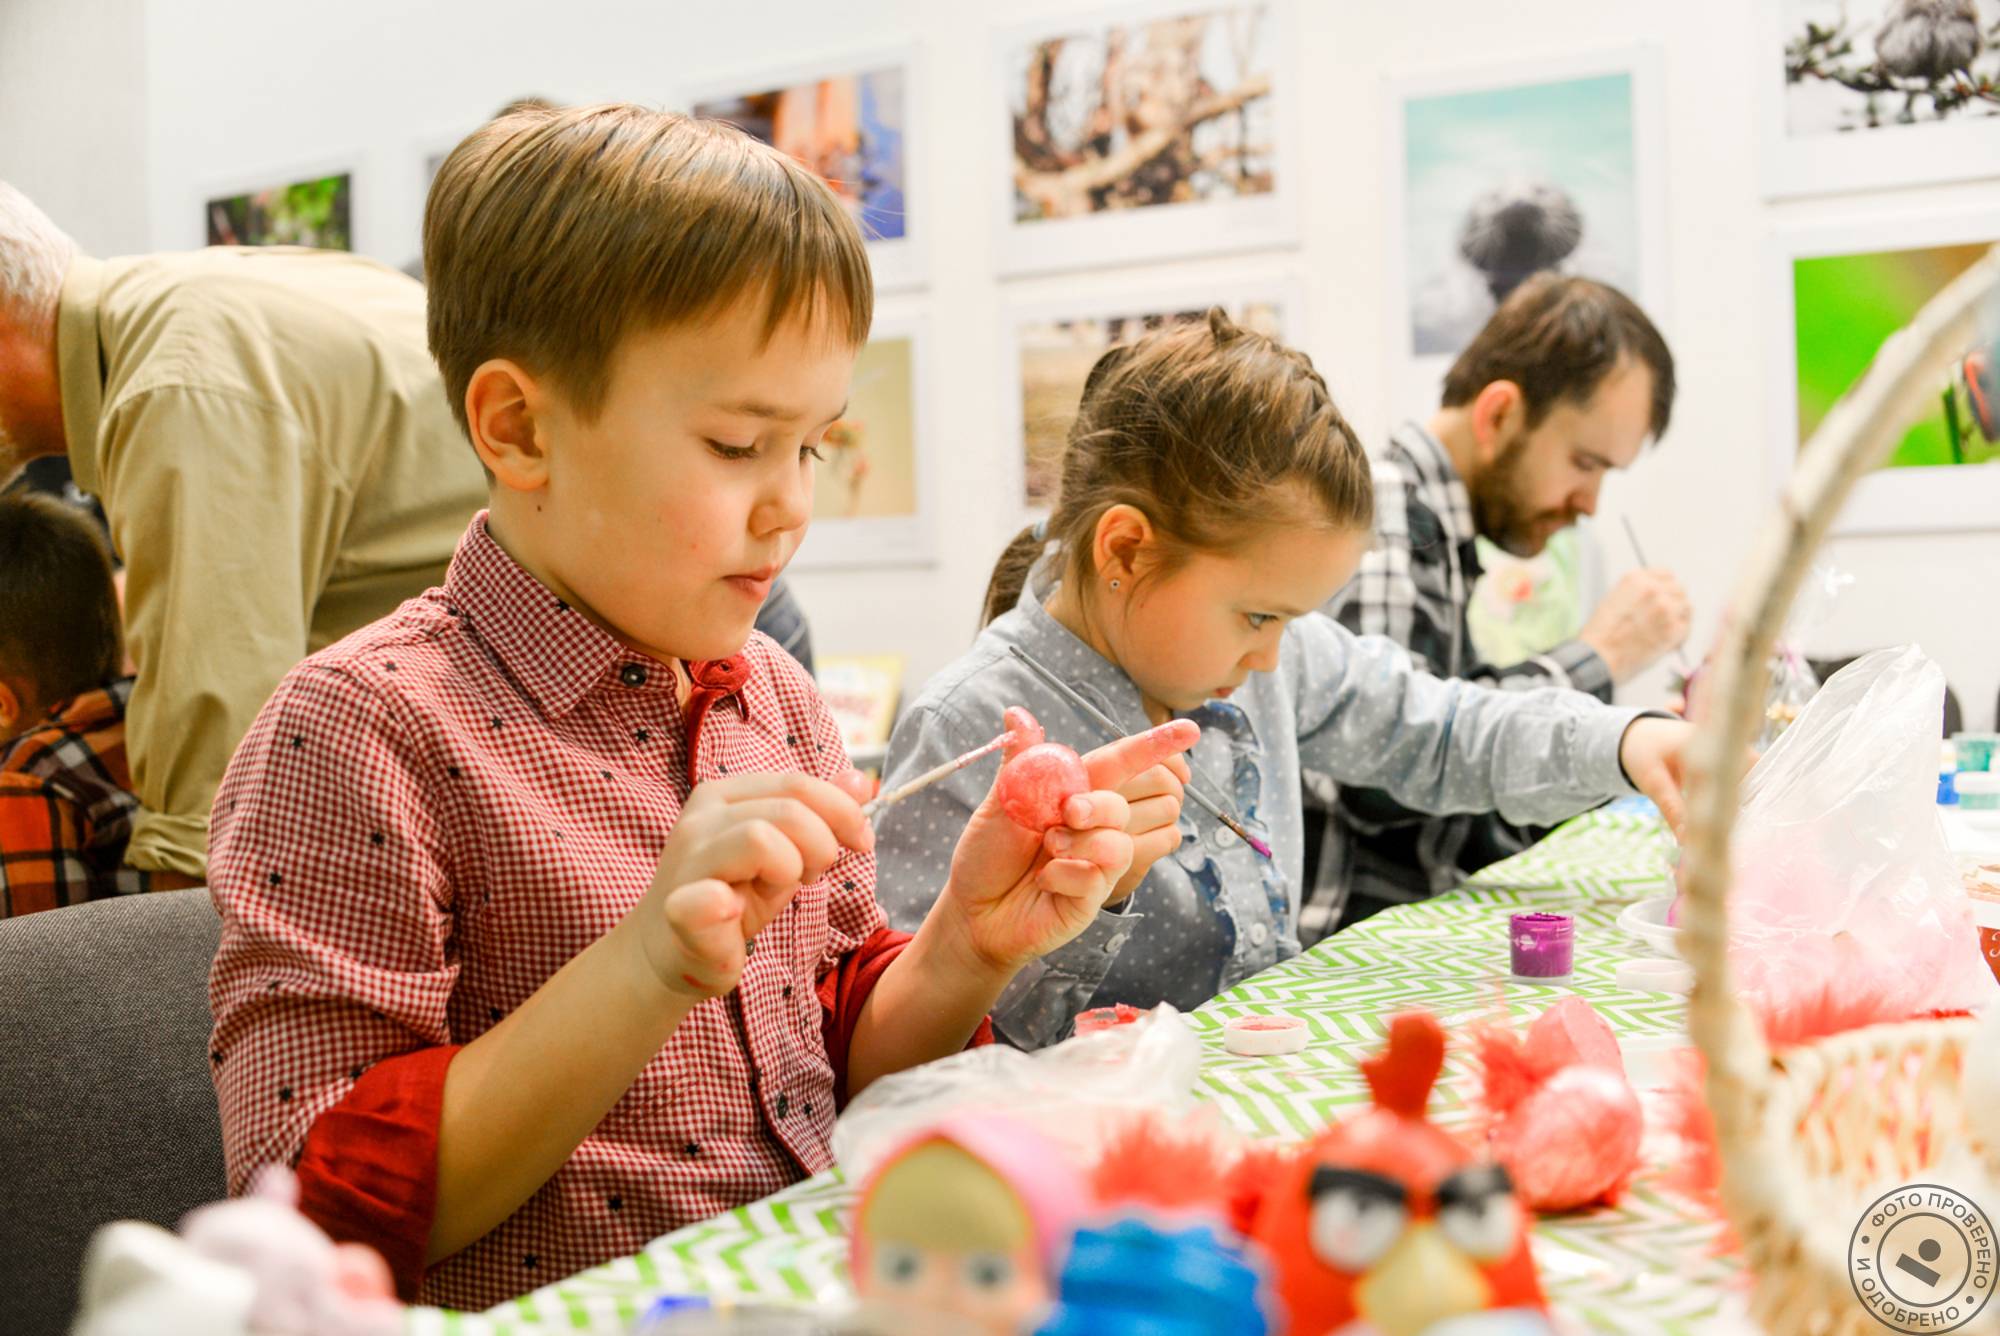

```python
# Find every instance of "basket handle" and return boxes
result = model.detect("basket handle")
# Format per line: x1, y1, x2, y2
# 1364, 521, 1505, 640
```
1680, 244, 2000, 1206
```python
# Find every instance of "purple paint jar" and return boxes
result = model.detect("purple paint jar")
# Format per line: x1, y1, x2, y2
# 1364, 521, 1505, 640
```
1510, 911, 1575, 979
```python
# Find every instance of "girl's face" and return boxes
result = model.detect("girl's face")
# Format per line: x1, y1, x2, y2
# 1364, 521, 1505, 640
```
1094, 516, 1372, 721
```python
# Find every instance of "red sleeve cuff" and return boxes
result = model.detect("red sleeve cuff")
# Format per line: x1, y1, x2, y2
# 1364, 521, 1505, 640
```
818, 927, 994, 1108
294, 1043, 462, 1302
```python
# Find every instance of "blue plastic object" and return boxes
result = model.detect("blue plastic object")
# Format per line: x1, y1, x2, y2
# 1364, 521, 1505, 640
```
1036, 1217, 1270, 1336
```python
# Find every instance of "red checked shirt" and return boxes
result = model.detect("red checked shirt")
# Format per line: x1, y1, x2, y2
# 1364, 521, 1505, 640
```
207, 515, 951, 1312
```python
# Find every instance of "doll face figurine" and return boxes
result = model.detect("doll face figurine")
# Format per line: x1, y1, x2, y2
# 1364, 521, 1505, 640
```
850, 1116, 1085, 1335
855, 1142, 1048, 1331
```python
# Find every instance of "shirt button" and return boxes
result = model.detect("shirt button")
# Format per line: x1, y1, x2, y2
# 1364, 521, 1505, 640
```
620, 664, 648, 688
1105, 935, 1126, 954
1215, 826, 1241, 850
1249, 922, 1271, 947
775, 1092, 791, 1117
744, 938, 756, 958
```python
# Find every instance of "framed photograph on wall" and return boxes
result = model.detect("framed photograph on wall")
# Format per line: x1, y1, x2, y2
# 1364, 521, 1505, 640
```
995, 0, 1299, 277
688, 46, 922, 291
1383, 46, 1669, 424
790, 302, 935, 569
1001, 272, 1304, 512
1765, 209, 2000, 535
1759, 0, 2000, 199
404, 124, 476, 280
202, 163, 356, 252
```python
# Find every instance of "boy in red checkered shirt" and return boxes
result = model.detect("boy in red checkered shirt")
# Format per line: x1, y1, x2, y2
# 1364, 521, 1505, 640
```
204, 103, 1198, 1311
0, 491, 193, 915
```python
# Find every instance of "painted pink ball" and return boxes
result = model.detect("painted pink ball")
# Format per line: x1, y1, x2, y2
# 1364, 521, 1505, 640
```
1491, 1063, 1644, 1212
997, 742, 1089, 833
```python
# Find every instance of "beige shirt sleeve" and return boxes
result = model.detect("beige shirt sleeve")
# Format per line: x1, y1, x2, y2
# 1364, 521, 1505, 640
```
102, 386, 349, 879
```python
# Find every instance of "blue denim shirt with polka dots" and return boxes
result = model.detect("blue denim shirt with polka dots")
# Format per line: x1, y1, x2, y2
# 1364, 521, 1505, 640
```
874, 554, 1644, 1048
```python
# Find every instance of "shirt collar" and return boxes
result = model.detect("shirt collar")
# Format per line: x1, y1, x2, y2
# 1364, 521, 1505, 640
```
55, 255, 108, 496
1004, 549, 1159, 730
444, 514, 702, 720
1389, 419, 1478, 550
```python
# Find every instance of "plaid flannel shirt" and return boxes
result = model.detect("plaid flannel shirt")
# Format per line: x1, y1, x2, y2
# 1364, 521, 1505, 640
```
1313, 422, 1613, 931
0, 678, 191, 916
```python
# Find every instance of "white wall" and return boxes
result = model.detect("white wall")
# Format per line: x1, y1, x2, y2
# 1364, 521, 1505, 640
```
0, 0, 150, 258
12, 0, 2000, 726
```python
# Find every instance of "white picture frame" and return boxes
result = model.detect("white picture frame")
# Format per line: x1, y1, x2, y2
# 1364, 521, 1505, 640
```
1758, 1, 2000, 200
993, 0, 1301, 278
403, 123, 478, 278
684, 43, 925, 294
999, 268, 1307, 516
1381, 44, 1670, 424
192, 155, 360, 254
790, 301, 936, 570
1763, 207, 2000, 536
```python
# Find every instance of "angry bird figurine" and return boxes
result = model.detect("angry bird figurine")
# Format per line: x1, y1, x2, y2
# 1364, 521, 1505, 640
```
1234, 1011, 1547, 1336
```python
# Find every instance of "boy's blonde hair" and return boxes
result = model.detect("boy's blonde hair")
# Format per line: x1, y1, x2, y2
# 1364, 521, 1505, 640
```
424, 103, 874, 431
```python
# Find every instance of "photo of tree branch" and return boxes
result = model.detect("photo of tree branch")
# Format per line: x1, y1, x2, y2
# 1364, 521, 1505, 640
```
1786, 0, 2000, 134
1009, 4, 1275, 223
205, 172, 352, 250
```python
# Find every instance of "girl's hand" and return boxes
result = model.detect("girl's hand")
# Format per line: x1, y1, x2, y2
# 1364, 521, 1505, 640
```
1105, 752, 1191, 906
1618, 717, 1693, 837
625, 771, 874, 1000
934, 720, 1201, 974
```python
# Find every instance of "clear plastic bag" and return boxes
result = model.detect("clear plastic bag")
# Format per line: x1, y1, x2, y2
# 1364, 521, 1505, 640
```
830, 1005, 1205, 1186
1701, 646, 1998, 1041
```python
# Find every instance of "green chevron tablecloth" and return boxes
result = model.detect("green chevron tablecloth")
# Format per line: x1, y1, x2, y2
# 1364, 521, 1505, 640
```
412, 805, 1743, 1335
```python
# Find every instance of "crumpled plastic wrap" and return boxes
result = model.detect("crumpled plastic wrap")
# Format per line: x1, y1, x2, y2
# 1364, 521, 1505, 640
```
831, 1005, 1204, 1186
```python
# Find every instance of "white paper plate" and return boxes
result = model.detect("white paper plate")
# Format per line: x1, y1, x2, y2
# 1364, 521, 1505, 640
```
1617, 894, 1682, 958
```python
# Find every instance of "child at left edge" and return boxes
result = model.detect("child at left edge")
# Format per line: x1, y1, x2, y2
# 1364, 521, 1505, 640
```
202, 103, 1199, 1312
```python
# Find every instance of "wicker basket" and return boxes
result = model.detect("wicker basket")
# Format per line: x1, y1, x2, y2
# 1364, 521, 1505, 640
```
1680, 243, 2000, 1335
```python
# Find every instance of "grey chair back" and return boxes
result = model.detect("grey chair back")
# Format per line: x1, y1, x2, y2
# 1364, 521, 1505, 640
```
0, 890, 224, 1336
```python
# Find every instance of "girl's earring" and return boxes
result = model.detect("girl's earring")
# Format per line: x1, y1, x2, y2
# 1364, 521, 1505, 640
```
1109, 578, 1122, 591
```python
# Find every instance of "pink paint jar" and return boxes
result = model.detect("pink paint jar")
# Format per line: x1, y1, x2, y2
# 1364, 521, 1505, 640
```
1510, 911, 1575, 979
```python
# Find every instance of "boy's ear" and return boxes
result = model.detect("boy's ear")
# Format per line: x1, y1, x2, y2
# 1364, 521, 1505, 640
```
0, 678, 23, 736
464, 358, 552, 492
1093, 503, 1156, 586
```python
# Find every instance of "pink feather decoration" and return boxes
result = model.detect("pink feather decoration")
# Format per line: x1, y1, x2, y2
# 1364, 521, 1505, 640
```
1474, 999, 1644, 1213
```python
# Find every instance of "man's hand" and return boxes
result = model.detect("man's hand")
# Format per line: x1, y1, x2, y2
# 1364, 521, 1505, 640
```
1580, 569, 1692, 683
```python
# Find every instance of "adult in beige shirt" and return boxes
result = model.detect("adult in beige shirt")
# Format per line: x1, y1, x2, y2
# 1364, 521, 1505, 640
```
0, 183, 484, 880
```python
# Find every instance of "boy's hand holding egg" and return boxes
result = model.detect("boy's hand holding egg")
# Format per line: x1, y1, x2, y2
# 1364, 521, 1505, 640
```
936, 711, 1201, 976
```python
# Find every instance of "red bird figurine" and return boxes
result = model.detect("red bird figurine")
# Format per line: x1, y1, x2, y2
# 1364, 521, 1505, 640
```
1233, 1011, 1548, 1336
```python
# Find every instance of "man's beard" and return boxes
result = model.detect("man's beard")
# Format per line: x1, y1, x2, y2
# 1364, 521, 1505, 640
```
1469, 435, 1571, 558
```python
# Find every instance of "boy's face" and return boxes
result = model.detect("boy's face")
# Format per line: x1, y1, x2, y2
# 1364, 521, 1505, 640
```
522, 303, 856, 664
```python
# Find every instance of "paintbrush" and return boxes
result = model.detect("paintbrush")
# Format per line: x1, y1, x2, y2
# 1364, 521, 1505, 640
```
1006, 643, 1275, 860
859, 732, 1008, 821
1617, 516, 1696, 682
